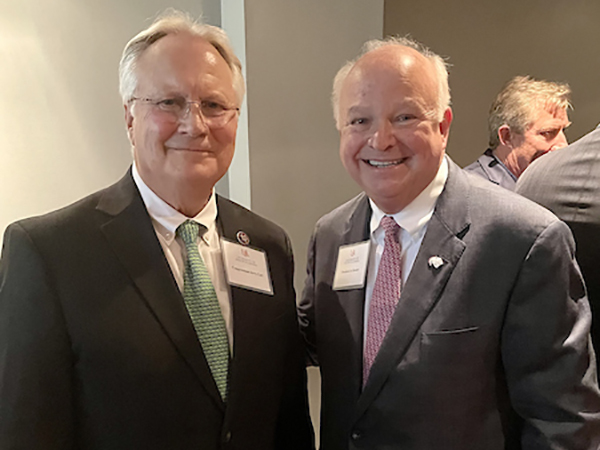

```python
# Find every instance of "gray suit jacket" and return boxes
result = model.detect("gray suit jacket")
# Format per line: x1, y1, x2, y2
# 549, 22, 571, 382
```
464, 148, 517, 190
516, 125, 600, 373
299, 160, 600, 450
0, 170, 314, 450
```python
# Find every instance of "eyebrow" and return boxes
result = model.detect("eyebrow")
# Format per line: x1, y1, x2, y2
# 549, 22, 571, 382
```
345, 100, 421, 114
539, 120, 572, 131
345, 105, 369, 116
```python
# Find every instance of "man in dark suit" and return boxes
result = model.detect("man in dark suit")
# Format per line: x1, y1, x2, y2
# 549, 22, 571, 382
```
299, 37, 600, 449
464, 76, 571, 190
0, 12, 313, 450
516, 124, 600, 372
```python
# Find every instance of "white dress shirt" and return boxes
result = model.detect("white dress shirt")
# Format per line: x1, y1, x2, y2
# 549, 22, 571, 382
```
363, 157, 449, 344
132, 164, 233, 350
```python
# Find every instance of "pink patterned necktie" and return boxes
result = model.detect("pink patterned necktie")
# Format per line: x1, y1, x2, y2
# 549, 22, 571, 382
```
363, 216, 402, 386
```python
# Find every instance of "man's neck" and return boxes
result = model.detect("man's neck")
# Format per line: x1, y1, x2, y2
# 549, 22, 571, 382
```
491, 146, 520, 178
161, 187, 212, 218
134, 166, 213, 218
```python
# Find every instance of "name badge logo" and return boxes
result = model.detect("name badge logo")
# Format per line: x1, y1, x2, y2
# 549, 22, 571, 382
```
332, 240, 370, 291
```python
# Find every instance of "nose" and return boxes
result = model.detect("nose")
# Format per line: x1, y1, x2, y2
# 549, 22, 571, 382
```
550, 130, 568, 151
368, 121, 396, 151
178, 103, 209, 136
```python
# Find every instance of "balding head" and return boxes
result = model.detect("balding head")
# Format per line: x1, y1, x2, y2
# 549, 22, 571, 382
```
332, 36, 450, 130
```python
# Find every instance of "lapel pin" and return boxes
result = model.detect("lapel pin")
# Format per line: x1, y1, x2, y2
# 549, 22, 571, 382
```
236, 231, 250, 246
428, 256, 444, 269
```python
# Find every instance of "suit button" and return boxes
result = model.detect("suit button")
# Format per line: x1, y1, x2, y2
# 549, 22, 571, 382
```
351, 430, 362, 440
224, 431, 232, 443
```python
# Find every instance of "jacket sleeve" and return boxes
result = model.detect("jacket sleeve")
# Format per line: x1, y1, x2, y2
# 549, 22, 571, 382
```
0, 223, 75, 449
501, 220, 600, 448
297, 226, 319, 366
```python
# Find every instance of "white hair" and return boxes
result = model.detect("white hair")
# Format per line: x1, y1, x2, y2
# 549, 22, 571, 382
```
119, 9, 245, 106
332, 36, 451, 129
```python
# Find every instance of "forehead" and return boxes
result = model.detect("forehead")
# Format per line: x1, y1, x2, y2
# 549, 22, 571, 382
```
527, 104, 570, 129
135, 32, 234, 94
340, 46, 438, 111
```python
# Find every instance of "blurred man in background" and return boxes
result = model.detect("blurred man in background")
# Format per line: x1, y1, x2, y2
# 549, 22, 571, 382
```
464, 75, 571, 190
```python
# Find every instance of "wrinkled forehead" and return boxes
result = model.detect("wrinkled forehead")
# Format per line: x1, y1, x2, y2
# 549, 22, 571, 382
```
526, 100, 570, 129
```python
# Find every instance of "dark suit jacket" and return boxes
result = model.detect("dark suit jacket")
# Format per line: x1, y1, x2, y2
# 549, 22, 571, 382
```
464, 148, 517, 190
299, 160, 600, 450
516, 125, 600, 372
0, 171, 313, 450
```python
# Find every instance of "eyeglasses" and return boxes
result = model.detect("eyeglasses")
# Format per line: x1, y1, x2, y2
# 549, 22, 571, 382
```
130, 96, 240, 128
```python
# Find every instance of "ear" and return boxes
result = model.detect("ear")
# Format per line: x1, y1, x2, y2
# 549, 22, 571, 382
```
124, 103, 135, 146
498, 125, 512, 147
439, 108, 453, 147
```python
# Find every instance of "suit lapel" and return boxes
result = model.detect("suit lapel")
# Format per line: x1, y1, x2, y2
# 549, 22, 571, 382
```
96, 171, 224, 410
356, 160, 471, 418
335, 195, 372, 387
215, 196, 292, 420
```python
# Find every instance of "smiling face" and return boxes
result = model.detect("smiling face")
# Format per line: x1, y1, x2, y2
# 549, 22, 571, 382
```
125, 32, 238, 214
507, 106, 570, 176
338, 46, 452, 214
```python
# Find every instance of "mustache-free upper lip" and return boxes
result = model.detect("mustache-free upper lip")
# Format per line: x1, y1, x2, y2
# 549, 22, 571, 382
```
168, 146, 210, 152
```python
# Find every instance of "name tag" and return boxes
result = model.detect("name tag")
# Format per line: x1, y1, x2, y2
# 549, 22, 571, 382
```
332, 240, 370, 290
221, 239, 274, 295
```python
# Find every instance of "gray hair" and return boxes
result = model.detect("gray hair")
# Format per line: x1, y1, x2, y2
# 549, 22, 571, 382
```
488, 75, 571, 149
332, 36, 451, 130
119, 10, 245, 106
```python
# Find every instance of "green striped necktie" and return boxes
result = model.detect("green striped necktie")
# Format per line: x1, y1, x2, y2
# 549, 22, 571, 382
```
177, 220, 230, 400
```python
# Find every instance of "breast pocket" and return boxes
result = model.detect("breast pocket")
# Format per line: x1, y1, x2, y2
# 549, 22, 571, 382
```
417, 326, 497, 407
421, 326, 481, 366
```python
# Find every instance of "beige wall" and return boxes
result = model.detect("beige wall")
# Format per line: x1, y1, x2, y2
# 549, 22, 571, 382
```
384, 0, 600, 167
0, 0, 216, 237
245, 0, 383, 289
243, 0, 384, 440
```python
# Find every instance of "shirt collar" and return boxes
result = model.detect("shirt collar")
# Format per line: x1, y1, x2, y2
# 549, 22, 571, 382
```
369, 156, 448, 238
485, 148, 517, 182
132, 162, 218, 245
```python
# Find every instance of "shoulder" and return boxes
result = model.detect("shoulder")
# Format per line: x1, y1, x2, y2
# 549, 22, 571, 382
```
463, 150, 497, 179
313, 192, 368, 234
216, 195, 291, 250
7, 185, 114, 241
217, 196, 286, 234
2, 172, 139, 260
454, 166, 564, 240
463, 154, 486, 175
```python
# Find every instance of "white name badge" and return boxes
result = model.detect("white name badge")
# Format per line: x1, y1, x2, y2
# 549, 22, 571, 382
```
221, 239, 274, 295
332, 240, 370, 291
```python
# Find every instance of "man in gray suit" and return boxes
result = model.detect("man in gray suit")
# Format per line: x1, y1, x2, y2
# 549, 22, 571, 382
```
517, 124, 600, 372
299, 37, 600, 449
0, 12, 313, 450
464, 76, 571, 190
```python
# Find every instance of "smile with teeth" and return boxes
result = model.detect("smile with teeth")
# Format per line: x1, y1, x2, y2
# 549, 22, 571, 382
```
363, 157, 407, 167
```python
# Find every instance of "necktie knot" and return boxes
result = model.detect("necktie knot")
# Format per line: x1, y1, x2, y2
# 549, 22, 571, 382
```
381, 216, 399, 242
177, 220, 207, 247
